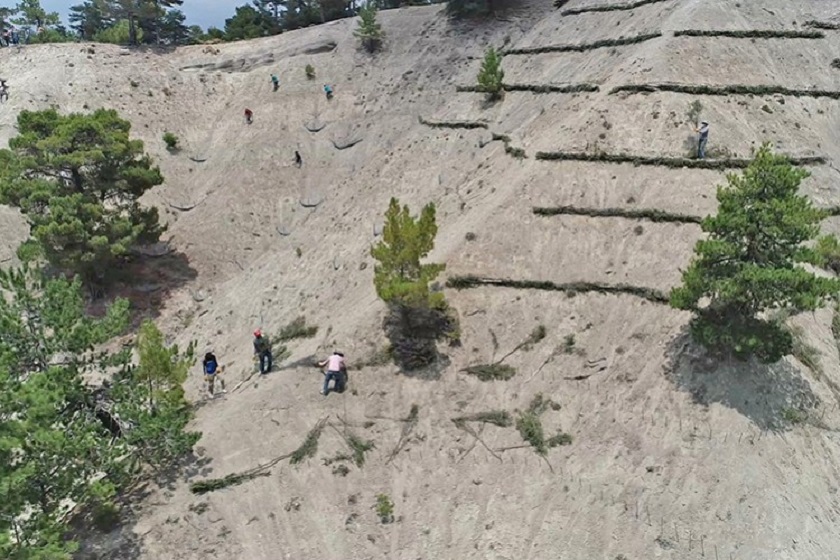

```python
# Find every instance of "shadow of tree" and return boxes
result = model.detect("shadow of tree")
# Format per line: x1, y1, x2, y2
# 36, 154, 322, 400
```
665, 329, 820, 432
88, 249, 198, 325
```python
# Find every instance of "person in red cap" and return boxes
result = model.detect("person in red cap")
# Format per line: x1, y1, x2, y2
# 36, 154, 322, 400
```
253, 329, 272, 374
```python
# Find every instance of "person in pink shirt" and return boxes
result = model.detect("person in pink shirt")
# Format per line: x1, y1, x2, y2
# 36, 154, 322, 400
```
318, 351, 346, 395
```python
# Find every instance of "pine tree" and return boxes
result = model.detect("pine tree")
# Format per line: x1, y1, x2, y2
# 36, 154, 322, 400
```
0, 266, 130, 559
371, 199, 454, 370
0, 267, 201, 556
12, 0, 60, 29
110, 320, 200, 472
477, 46, 504, 100
70, 0, 113, 40
354, 1, 384, 53
670, 144, 840, 362
0, 108, 164, 285
371, 198, 445, 307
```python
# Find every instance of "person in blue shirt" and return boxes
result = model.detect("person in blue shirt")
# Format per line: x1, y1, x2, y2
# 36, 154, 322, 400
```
324, 84, 333, 100
202, 352, 225, 396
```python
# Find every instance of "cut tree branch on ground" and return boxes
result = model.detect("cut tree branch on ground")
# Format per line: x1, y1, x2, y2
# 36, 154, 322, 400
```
386, 405, 419, 464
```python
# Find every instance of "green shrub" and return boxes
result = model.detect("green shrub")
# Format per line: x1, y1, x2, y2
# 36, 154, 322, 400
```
163, 131, 179, 150
477, 47, 504, 101
305, 64, 316, 79
375, 494, 395, 523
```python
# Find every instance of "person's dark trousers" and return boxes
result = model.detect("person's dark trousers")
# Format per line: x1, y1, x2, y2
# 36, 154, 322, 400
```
259, 350, 272, 374
322, 370, 340, 395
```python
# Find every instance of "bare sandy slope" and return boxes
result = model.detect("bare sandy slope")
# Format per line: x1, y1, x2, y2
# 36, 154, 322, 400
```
4, 1, 840, 558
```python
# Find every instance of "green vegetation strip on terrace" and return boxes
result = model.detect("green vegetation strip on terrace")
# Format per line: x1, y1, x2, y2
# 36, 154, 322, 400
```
504, 32, 661, 55
673, 29, 824, 39
805, 21, 840, 31
457, 83, 599, 94
446, 275, 669, 303
533, 205, 702, 223
418, 116, 488, 130
533, 151, 825, 169
558, 0, 671, 16
610, 83, 840, 99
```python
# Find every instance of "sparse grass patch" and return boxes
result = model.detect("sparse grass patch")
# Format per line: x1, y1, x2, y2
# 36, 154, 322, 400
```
535, 150, 824, 169
833, 59, 840, 70
533, 205, 702, 224
357, 344, 393, 368
463, 363, 517, 381
674, 29, 823, 39
504, 32, 661, 55
788, 324, 822, 375
276, 316, 318, 342
305, 64, 316, 79
332, 464, 350, 476
447, 275, 669, 303
815, 235, 840, 274
782, 407, 806, 424
559, 0, 670, 15
375, 494, 395, 523
562, 334, 576, 354
611, 83, 840, 100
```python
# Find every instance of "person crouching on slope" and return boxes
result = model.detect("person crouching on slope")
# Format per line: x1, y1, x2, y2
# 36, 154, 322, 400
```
253, 329, 273, 375
244, 108, 253, 125
318, 351, 346, 396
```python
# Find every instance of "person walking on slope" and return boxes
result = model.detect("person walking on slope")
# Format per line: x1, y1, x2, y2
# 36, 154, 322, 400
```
323, 84, 333, 100
0, 80, 8, 103
253, 329, 273, 375
695, 120, 710, 159
318, 351, 346, 396
294, 150, 302, 167
202, 351, 225, 397
271, 74, 279, 92
244, 108, 253, 125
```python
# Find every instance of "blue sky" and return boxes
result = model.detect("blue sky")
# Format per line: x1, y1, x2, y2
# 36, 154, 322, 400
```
40, 0, 239, 30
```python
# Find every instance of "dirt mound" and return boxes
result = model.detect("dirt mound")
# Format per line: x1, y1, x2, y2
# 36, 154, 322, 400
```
4, 1, 840, 558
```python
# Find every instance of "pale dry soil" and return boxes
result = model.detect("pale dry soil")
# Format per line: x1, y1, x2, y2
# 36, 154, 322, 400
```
2, 1, 840, 558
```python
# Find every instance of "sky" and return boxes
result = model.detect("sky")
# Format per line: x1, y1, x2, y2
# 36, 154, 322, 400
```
40, 0, 240, 31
